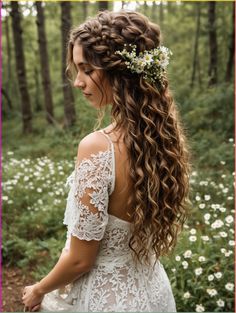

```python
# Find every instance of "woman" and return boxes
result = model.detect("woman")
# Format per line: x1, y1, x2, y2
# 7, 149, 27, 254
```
22, 10, 190, 312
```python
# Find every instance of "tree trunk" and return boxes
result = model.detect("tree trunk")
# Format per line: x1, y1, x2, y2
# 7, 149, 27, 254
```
98, 1, 108, 11
208, 2, 218, 86
82, 1, 88, 20
191, 4, 201, 88
2, 88, 12, 110
34, 66, 42, 112
61, 1, 76, 127
5, 5, 12, 98
10, 1, 32, 133
35, 1, 54, 124
225, 2, 235, 82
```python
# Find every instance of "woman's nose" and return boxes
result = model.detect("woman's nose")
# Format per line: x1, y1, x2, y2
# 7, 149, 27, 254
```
74, 75, 85, 89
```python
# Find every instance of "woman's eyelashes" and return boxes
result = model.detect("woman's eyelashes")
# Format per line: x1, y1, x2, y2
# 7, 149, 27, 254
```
84, 69, 93, 75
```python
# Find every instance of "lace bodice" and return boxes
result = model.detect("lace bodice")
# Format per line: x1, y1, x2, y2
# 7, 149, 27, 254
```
41, 130, 176, 312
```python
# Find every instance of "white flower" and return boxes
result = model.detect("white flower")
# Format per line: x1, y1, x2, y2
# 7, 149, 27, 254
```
183, 291, 191, 299
229, 240, 235, 246
199, 203, 205, 209
222, 188, 228, 193
216, 299, 225, 307
219, 207, 226, 212
195, 195, 201, 201
195, 304, 205, 312
228, 138, 234, 142
211, 219, 224, 229
175, 256, 181, 261
201, 235, 209, 242
225, 215, 233, 224
190, 228, 196, 235
220, 248, 226, 253
195, 267, 203, 276
171, 268, 176, 273
36, 188, 42, 193
225, 283, 234, 291
198, 256, 206, 262
214, 272, 222, 279
208, 274, 214, 281
227, 196, 233, 200
182, 261, 188, 269
184, 250, 192, 258
7, 151, 14, 155
207, 288, 218, 297
219, 231, 227, 238
220, 161, 226, 165
204, 195, 211, 201
189, 235, 197, 242
2, 196, 8, 201
204, 213, 211, 221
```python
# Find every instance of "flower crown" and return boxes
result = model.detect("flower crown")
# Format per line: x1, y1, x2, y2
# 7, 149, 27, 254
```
115, 44, 172, 85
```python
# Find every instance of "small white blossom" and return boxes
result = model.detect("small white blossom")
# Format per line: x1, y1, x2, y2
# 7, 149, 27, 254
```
183, 291, 191, 299
219, 207, 226, 212
214, 272, 222, 279
182, 261, 188, 269
219, 231, 227, 238
228, 138, 234, 142
225, 283, 234, 291
207, 288, 218, 297
36, 187, 42, 193
195, 195, 201, 201
175, 256, 181, 261
229, 240, 235, 246
216, 299, 225, 307
225, 215, 233, 224
183, 250, 192, 258
195, 267, 203, 276
204, 213, 211, 221
189, 236, 197, 242
189, 228, 196, 235
2, 196, 8, 201
204, 195, 211, 201
195, 304, 205, 312
198, 256, 206, 262
171, 268, 176, 273
211, 219, 224, 229
199, 203, 205, 209
201, 235, 209, 242
208, 274, 214, 281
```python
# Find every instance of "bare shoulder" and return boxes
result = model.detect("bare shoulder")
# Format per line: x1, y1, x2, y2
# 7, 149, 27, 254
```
77, 131, 110, 160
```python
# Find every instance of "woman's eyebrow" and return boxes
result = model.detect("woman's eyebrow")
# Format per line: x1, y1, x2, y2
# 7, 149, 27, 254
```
76, 61, 90, 67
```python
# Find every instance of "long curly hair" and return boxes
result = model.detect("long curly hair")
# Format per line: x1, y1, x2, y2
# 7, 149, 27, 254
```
67, 10, 190, 265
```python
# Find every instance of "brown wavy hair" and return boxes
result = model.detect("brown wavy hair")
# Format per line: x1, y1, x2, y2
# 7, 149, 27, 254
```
67, 10, 190, 264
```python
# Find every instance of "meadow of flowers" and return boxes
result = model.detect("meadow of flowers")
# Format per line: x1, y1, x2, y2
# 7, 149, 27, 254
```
2, 146, 235, 312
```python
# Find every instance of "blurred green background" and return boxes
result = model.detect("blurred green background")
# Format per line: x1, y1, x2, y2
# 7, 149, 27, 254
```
2, 1, 234, 312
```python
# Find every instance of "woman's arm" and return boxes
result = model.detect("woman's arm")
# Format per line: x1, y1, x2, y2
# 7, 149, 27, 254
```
22, 236, 100, 310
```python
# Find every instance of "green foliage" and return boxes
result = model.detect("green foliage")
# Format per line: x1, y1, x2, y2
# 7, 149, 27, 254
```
2, 2, 234, 312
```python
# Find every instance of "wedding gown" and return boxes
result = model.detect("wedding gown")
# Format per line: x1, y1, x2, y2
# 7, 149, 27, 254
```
40, 130, 176, 312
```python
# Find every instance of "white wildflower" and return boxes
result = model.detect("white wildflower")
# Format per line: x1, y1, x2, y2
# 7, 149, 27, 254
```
189, 236, 197, 242
204, 195, 211, 201
183, 250, 192, 258
216, 299, 225, 307
207, 288, 218, 297
219, 231, 227, 238
195, 304, 205, 312
195, 195, 201, 201
225, 283, 234, 291
208, 274, 214, 281
198, 256, 206, 262
211, 219, 224, 229
214, 272, 222, 279
183, 291, 191, 299
199, 203, 205, 209
225, 215, 233, 224
229, 240, 235, 246
175, 256, 181, 261
201, 235, 209, 242
195, 268, 203, 276
182, 261, 188, 269
190, 228, 196, 235
204, 213, 211, 221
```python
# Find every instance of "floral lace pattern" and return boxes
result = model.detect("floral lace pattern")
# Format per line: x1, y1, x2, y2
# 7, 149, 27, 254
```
41, 137, 176, 312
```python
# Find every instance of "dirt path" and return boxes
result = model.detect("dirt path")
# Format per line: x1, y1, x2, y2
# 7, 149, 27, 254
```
2, 267, 35, 312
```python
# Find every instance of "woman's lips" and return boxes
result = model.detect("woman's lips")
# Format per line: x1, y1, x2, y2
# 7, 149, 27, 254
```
83, 92, 91, 97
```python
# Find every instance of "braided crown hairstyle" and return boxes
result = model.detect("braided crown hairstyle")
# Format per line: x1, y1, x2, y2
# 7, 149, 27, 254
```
67, 10, 190, 264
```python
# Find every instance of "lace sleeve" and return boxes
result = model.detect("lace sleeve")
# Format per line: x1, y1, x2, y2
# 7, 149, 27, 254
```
70, 150, 112, 241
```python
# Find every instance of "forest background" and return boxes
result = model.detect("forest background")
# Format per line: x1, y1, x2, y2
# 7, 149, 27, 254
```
2, 1, 235, 312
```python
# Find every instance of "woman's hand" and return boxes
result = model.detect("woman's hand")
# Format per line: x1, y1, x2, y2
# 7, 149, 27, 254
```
22, 283, 44, 312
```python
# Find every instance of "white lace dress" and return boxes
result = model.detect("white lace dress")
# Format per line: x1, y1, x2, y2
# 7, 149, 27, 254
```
41, 131, 176, 312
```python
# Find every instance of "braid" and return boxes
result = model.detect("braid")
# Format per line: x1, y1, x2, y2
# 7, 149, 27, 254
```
67, 10, 190, 264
